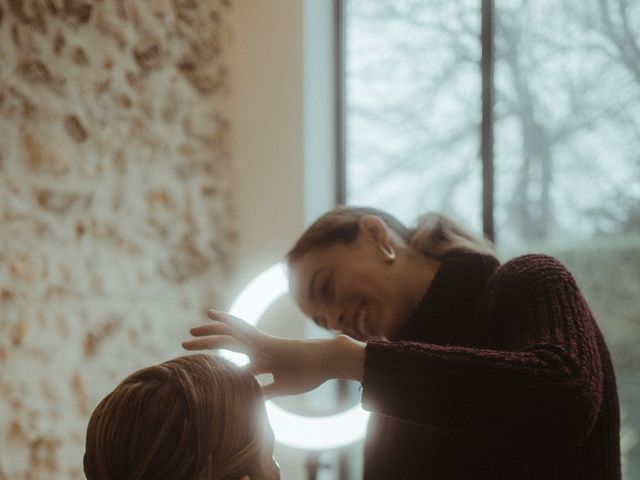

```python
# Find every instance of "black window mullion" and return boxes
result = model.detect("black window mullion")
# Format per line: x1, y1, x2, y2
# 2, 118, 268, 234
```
481, 0, 496, 242
335, 0, 347, 206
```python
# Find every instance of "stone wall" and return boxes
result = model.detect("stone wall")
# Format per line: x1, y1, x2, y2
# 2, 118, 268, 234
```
0, 1, 235, 478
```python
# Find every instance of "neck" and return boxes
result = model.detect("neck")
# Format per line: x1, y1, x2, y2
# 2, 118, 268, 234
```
403, 250, 441, 306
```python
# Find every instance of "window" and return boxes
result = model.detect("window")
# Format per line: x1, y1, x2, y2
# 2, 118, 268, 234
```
343, 1, 640, 478
345, 0, 483, 231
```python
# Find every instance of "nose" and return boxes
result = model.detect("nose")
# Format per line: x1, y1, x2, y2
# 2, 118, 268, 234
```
327, 311, 346, 331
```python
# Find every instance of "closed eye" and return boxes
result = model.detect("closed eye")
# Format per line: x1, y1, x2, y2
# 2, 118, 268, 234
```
321, 273, 335, 302
321, 279, 330, 298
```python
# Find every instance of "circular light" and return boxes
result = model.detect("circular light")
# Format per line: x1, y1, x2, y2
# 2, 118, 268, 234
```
225, 263, 370, 450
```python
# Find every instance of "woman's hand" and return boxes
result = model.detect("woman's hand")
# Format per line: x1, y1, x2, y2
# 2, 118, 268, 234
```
182, 310, 366, 398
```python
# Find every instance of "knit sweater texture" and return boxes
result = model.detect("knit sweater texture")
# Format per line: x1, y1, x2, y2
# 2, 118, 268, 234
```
361, 252, 621, 479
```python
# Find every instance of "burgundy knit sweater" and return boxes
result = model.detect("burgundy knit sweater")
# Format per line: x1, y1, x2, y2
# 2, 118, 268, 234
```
361, 253, 620, 479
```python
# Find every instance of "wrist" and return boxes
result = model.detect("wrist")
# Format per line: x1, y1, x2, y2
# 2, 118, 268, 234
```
325, 334, 366, 382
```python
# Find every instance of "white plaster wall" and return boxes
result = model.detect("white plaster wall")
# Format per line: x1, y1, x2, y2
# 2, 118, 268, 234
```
229, 0, 337, 293
228, 1, 338, 478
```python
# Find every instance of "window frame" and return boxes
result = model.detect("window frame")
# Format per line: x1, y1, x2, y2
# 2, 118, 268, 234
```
336, 0, 497, 241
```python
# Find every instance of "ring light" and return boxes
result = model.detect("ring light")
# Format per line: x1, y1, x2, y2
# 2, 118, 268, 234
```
225, 263, 370, 450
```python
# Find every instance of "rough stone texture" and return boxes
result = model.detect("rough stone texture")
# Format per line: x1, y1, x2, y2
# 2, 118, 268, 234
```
0, 1, 236, 478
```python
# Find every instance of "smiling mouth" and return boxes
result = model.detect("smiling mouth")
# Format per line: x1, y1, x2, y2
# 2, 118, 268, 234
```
353, 303, 368, 338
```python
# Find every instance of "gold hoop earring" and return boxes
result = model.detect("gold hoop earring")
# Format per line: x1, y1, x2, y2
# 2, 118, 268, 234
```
379, 243, 396, 263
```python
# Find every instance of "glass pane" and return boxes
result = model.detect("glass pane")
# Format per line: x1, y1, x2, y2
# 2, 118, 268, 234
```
495, 1, 640, 477
345, 0, 482, 231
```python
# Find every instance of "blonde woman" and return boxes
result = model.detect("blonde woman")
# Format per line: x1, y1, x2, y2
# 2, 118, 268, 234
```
184, 206, 620, 480
84, 354, 279, 480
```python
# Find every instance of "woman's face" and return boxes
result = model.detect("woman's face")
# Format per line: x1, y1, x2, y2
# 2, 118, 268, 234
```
289, 230, 415, 341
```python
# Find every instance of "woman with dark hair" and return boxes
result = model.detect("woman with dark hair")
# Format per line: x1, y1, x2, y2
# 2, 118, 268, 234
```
84, 354, 279, 480
184, 206, 620, 480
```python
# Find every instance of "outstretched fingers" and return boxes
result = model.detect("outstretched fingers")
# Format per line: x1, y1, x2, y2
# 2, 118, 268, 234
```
207, 309, 258, 336
183, 310, 264, 354
189, 320, 234, 337
181, 335, 250, 354
183, 309, 279, 380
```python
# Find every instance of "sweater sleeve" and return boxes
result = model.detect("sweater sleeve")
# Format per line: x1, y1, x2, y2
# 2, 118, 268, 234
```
361, 255, 604, 451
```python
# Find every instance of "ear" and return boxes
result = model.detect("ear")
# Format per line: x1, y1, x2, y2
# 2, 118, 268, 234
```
358, 215, 390, 244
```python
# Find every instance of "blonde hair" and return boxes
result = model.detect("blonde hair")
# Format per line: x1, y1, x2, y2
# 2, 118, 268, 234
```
84, 354, 268, 480
286, 206, 497, 264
